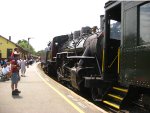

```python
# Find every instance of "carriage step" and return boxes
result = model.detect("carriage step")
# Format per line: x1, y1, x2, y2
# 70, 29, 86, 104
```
107, 93, 123, 101
113, 87, 128, 93
103, 100, 120, 109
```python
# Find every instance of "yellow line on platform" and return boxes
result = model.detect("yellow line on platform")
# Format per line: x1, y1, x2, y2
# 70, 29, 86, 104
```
34, 67, 85, 113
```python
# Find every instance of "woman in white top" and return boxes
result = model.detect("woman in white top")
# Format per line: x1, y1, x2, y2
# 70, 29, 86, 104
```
20, 57, 27, 77
2, 62, 11, 79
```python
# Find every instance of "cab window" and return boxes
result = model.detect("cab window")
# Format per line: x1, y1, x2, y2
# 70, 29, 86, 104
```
139, 2, 150, 45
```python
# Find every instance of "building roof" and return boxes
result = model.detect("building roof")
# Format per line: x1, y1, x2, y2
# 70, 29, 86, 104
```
0, 35, 28, 53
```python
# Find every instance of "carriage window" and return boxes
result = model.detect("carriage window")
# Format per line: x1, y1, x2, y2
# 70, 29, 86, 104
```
110, 20, 121, 40
139, 3, 150, 45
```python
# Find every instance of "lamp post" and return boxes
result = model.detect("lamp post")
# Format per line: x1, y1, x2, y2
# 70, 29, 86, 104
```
27, 37, 31, 58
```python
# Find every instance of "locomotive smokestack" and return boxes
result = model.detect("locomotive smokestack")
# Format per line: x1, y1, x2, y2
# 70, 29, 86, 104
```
100, 15, 104, 30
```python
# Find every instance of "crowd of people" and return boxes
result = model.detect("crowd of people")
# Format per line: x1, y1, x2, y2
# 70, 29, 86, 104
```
0, 48, 35, 95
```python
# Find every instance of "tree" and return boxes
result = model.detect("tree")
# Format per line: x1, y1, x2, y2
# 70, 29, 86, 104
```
36, 50, 45, 56
17, 39, 36, 55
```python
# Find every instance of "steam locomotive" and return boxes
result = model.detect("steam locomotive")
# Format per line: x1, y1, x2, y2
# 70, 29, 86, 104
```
42, 1, 150, 111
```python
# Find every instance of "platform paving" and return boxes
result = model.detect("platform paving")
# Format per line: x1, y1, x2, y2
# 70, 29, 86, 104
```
0, 63, 108, 113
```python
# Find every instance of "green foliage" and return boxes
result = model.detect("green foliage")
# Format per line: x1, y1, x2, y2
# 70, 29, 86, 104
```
17, 39, 36, 55
36, 50, 45, 56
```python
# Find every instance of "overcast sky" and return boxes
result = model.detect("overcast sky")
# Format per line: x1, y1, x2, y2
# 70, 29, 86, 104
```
0, 0, 107, 51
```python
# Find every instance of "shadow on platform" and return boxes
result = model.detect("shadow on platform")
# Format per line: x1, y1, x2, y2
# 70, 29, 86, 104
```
12, 95, 23, 99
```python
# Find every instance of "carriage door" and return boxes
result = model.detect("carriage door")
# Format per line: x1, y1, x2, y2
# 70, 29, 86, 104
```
104, 3, 121, 81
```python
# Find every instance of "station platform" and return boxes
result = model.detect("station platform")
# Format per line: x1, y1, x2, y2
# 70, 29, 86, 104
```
0, 63, 108, 113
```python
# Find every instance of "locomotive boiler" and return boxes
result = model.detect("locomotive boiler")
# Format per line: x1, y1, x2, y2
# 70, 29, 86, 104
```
56, 26, 95, 83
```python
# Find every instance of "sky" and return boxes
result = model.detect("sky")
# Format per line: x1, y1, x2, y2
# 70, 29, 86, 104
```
0, 0, 107, 52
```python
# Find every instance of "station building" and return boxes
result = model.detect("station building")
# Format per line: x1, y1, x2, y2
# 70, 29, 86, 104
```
0, 35, 28, 59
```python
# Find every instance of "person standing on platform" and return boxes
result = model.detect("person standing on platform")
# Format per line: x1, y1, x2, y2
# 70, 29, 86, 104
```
10, 53, 21, 95
10, 48, 20, 61
20, 57, 27, 77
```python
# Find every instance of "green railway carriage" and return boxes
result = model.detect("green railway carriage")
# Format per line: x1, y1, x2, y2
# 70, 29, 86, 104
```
103, 0, 150, 90
85, 1, 150, 110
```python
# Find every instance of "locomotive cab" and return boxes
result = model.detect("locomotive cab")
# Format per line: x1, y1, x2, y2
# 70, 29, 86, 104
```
44, 35, 69, 76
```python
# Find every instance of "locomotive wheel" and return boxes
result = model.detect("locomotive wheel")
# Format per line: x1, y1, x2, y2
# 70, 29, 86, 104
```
57, 67, 63, 82
47, 65, 52, 75
91, 88, 102, 101
42, 65, 47, 74
47, 64, 56, 76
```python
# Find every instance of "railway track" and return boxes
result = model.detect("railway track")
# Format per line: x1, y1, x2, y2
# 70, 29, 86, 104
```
38, 64, 150, 113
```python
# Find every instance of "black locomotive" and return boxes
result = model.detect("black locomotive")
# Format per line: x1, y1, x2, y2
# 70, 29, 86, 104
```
42, 1, 150, 111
